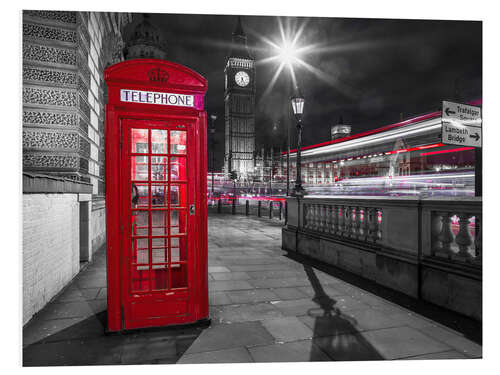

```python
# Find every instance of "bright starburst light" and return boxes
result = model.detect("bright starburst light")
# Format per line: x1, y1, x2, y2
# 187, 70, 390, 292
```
255, 18, 313, 98
250, 17, 362, 101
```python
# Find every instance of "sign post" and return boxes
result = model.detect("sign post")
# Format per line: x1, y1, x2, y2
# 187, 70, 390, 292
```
441, 101, 482, 195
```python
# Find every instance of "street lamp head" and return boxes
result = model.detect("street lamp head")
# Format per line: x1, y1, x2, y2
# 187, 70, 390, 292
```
210, 114, 217, 121
290, 87, 305, 122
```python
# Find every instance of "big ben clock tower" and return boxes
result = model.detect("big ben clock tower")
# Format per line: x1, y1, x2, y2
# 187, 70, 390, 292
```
224, 16, 256, 179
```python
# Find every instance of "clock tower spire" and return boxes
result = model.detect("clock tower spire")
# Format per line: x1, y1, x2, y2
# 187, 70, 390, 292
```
224, 16, 256, 180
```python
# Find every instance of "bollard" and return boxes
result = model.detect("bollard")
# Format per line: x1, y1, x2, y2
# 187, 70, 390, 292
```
279, 202, 282, 220
217, 199, 221, 213
232, 198, 236, 215
257, 201, 261, 217
269, 201, 273, 219
245, 200, 249, 216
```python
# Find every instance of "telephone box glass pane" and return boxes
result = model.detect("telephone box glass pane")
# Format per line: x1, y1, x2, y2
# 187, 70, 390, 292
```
132, 211, 148, 236
170, 237, 187, 262
170, 185, 179, 206
151, 210, 168, 236
131, 238, 149, 264
131, 156, 148, 181
170, 157, 186, 180
170, 130, 187, 154
170, 157, 180, 181
132, 183, 149, 208
151, 238, 168, 264
152, 129, 168, 154
151, 184, 167, 208
170, 210, 187, 235
151, 156, 168, 181
131, 129, 148, 153
171, 263, 187, 288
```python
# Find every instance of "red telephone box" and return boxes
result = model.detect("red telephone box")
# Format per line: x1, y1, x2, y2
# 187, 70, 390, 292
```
104, 59, 208, 331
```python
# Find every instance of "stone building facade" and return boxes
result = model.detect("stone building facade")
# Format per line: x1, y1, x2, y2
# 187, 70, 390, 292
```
22, 10, 131, 324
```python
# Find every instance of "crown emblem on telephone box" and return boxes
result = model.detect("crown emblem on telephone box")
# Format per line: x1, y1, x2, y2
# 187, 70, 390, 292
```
147, 68, 169, 83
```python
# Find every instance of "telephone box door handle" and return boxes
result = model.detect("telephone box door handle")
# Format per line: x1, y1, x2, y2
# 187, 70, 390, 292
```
189, 204, 195, 215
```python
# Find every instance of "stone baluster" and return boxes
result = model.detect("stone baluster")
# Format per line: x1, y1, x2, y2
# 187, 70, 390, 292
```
344, 205, 352, 237
454, 213, 473, 260
352, 206, 361, 239
319, 205, 326, 232
337, 206, 345, 236
307, 204, 313, 230
311, 204, 318, 231
367, 207, 379, 242
331, 205, 339, 234
474, 214, 482, 263
377, 209, 383, 240
431, 212, 443, 255
361, 207, 370, 241
304, 204, 310, 229
317, 204, 323, 232
437, 212, 455, 257
324, 205, 331, 233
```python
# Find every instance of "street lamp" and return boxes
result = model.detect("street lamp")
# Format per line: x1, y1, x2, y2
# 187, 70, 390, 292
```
210, 114, 217, 198
290, 87, 306, 197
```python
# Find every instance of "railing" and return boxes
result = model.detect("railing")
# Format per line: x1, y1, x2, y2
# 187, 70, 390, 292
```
424, 198, 482, 265
287, 195, 482, 267
208, 197, 286, 222
284, 195, 482, 319
303, 203, 382, 243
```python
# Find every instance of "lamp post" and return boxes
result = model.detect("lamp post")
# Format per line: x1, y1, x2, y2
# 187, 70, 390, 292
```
291, 87, 306, 197
286, 119, 290, 196
210, 114, 217, 198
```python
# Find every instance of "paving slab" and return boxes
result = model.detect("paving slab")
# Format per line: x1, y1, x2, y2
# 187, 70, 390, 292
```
248, 339, 331, 362
210, 271, 251, 281
177, 347, 254, 364
209, 280, 254, 292
211, 302, 284, 324
261, 316, 313, 342
226, 289, 280, 304
416, 324, 482, 358
360, 326, 452, 359
270, 287, 309, 300
313, 333, 384, 361
298, 313, 360, 338
209, 291, 233, 306
183, 321, 275, 354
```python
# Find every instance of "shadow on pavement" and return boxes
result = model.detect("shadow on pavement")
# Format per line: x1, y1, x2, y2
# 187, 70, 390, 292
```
23, 311, 207, 366
289, 251, 482, 345
303, 265, 384, 361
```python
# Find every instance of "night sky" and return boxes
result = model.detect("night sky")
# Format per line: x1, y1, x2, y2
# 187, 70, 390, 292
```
123, 13, 482, 169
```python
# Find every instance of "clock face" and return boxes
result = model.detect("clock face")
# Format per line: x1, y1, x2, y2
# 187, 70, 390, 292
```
235, 71, 250, 87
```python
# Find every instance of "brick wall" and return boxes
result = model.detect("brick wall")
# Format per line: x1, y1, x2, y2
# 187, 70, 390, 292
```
23, 193, 79, 324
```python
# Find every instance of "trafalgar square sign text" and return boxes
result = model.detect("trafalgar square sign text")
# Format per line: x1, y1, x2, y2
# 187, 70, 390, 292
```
120, 89, 195, 108
441, 101, 482, 148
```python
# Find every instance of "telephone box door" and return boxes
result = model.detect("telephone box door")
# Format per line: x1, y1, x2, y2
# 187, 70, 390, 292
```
122, 118, 195, 329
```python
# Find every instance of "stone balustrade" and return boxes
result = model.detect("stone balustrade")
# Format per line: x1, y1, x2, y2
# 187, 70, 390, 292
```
283, 195, 482, 320
303, 202, 382, 243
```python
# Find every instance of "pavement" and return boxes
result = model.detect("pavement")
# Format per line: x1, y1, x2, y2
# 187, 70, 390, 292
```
23, 213, 482, 366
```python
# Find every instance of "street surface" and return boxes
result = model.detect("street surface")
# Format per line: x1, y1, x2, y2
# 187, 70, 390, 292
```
23, 214, 481, 365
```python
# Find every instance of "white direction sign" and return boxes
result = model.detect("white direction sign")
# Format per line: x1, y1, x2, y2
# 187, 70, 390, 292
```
441, 101, 482, 148
442, 123, 481, 147
442, 101, 482, 127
